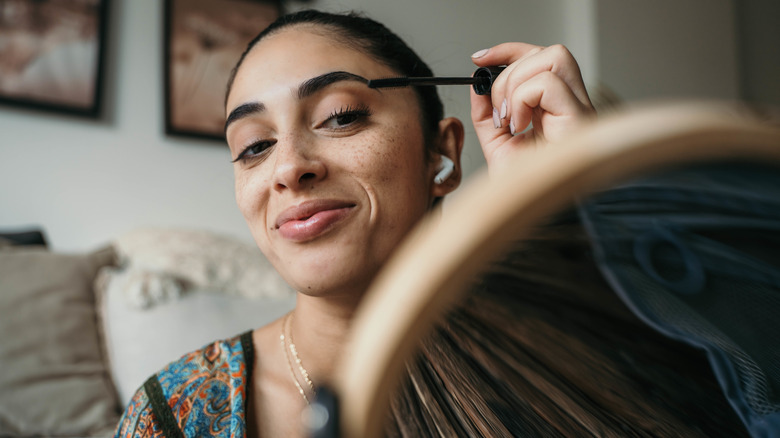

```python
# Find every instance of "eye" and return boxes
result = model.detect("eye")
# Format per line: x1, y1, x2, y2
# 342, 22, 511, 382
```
232, 139, 277, 163
320, 104, 372, 130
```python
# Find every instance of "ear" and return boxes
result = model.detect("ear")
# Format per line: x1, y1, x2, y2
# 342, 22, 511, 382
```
431, 117, 465, 198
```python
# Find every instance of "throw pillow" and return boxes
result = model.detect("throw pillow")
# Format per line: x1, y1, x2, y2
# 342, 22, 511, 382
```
0, 246, 120, 437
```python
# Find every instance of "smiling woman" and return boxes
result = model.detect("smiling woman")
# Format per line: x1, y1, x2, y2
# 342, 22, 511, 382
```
114, 9, 604, 438
225, 32, 461, 301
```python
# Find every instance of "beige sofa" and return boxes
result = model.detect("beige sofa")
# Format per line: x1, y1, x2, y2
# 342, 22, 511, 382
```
0, 229, 295, 437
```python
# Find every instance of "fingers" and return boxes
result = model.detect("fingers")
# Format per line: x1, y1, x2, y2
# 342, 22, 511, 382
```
471, 71, 587, 148
470, 42, 596, 176
506, 71, 589, 140
470, 88, 512, 159
478, 43, 592, 110
471, 42, 544, 68
470, 42, 594, 145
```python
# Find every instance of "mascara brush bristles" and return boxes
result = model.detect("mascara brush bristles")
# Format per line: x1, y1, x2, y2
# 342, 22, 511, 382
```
367, 76, 476, 89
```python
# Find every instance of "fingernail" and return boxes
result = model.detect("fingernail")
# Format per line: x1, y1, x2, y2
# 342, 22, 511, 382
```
500, 99, 507, 119
510, 118, 516, 135
493, 108, 501, 129
471, 48, 489, 58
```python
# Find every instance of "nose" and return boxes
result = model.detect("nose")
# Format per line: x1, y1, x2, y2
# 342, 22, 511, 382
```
271, 137, 326, 192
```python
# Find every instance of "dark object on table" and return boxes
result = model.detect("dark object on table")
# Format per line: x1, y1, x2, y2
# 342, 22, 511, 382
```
0, 229, 48, 248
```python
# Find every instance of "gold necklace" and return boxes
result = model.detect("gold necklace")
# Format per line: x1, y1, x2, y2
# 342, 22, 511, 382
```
288, 313, 316, 395
280, 313, 316, 404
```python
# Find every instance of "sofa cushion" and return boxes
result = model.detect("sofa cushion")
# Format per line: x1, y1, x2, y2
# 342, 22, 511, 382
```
0, 246, 120, 437
98, 271, 296, 405
112, 227, 292, 309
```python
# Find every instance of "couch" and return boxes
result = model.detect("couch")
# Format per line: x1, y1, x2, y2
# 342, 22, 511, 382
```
0, 228, 296, 437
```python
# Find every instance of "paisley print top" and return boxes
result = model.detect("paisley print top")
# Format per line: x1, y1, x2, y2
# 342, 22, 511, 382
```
114, 331, 254, 438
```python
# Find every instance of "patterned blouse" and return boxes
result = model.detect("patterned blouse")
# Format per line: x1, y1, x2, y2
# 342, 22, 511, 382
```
114, 331, 254, 438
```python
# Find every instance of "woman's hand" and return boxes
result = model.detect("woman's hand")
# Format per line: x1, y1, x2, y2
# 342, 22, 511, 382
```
470, 43, 595, 173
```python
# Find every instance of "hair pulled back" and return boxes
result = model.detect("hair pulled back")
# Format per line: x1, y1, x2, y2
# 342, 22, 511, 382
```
225, 10, 445, 150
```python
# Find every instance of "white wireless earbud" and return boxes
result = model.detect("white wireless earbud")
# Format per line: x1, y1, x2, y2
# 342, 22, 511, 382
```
434, 156, 455, 184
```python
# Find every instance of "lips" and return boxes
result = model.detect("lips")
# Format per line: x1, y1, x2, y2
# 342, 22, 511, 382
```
275, 199, 356, 242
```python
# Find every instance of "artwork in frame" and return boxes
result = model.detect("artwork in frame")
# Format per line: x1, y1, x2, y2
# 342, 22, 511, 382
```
164, 0, 283, 140
0, 0, 109, 118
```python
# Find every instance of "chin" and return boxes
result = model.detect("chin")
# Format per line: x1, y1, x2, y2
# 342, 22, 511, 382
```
261, 229, 402, 298
282, 258, 380, 299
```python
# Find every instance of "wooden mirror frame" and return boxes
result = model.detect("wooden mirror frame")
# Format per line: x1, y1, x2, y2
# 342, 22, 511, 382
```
334, 102, 780, 438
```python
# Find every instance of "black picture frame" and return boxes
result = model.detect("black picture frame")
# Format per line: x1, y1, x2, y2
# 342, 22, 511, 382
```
163, 0, 282, 141
0, 0, 109, 118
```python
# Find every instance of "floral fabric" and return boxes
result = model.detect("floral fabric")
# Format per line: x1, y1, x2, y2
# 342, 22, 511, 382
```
115, 332, 253, 438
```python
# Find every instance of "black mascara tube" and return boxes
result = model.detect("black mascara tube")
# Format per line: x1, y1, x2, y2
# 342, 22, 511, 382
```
367, 66, 505, 95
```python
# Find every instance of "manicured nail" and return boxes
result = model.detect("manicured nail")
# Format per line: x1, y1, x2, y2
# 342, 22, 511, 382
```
493, 108, 501, 129
510, 118, 516, 135
500, 99, 507, 119
471, 48, 489, 58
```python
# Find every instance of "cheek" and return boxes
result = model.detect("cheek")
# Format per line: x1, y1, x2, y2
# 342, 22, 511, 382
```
349, 142, 398, 204
362, 123, 423, 179
355, 122, 430, 214
233, 172, 252, 216
233, 169, 269, 223
234, 171, 279, 261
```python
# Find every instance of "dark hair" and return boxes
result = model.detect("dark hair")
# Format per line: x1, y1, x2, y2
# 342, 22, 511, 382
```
385, 218, 748, 436
225, 10, 445, 153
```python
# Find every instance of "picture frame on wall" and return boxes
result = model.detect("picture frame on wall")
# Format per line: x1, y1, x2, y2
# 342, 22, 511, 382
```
164, 0, 282, 140
0, 0, 109, 118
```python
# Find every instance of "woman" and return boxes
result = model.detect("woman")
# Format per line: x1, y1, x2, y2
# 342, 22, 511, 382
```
115, 9, 597, 437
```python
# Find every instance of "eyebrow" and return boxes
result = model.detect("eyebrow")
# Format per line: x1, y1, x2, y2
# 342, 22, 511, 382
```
224, 71, 369, 133
297, 71, 368, 99
224, 102, 265, 132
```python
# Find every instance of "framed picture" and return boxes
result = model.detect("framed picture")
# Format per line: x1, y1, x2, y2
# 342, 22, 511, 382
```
0, 0, 109, 118
164, 0, 282, 140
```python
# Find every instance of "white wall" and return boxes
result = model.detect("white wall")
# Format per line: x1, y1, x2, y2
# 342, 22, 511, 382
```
0, 0, 754, 252
0, 0, 580, 251
562, 0, 598, 87
596, 0, 739, 102
736, 0, 780, 106
1, 0, 247, 252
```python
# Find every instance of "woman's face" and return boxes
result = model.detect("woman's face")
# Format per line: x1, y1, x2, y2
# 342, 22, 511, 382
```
225, 27, 447, 296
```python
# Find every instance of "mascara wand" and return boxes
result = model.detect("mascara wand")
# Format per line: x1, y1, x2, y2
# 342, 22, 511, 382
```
367, 66, 505, 95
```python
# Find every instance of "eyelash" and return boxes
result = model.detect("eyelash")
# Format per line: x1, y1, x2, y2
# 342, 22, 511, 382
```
232, 139, 276, 163
321, 104, 372, 129
232, 104, 372, 164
